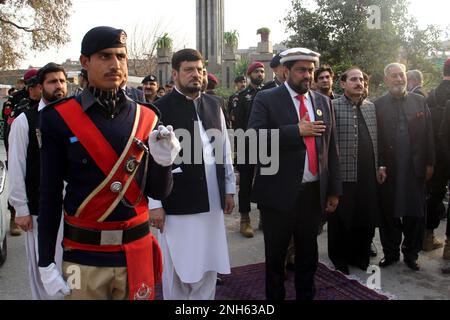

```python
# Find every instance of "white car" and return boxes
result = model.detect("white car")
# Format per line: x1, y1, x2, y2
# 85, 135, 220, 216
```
0, 160, 7, 266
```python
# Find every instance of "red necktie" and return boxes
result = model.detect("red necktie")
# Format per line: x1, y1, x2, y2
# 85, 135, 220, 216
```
296, 95, 318, 176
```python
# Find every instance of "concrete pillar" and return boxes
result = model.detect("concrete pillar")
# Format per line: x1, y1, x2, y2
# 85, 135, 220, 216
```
251, 38, 274, 83
157, 47, 172, 87
222, 45, 239, 89
196, 0, 224, 75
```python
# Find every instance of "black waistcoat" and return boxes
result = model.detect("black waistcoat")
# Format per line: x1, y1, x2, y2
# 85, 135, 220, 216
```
24, 107, 40, 215
155, 90, 226, 215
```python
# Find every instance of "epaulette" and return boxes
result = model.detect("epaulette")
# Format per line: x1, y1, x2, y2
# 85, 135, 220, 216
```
41, 96, 75, 113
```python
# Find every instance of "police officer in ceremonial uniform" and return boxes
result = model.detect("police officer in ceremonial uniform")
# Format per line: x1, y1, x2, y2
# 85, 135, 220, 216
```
37, 26, 181, 300
263, 54, 286, 90
234, 62, 265, 238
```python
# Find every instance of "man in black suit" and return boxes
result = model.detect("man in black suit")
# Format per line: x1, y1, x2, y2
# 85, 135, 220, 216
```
406, 69, 426, 97
248, 48, 341, 300
375, 63, 435, 271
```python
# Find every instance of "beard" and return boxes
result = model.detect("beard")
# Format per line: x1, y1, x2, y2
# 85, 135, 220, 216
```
43, 89, 65, 102
250, 76, 264, 87
180, 82, 201, 95
288, 78, 311, 95
390, 84, 407, 96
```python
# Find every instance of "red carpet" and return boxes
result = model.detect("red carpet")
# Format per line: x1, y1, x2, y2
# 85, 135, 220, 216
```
156, 262, 389, 300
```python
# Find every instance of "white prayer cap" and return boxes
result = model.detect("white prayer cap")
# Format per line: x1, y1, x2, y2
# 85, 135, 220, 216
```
280, 48, 321, 65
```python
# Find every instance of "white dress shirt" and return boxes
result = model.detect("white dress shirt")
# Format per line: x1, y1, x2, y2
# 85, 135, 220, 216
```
8, 99, 47, 217
149, 88, 236, 283
284, 82, 319, 183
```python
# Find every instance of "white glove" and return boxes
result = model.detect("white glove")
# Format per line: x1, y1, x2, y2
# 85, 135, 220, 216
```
39, 263, 71, 297
149, 125, 181, 167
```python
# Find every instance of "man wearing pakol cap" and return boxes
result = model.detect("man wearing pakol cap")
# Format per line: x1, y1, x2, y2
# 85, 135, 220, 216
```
263, 54, 286, 90
141, 74, 159, 103
37, 26, 180, 300
248, 47, 341, 300
234, 61, 266, 238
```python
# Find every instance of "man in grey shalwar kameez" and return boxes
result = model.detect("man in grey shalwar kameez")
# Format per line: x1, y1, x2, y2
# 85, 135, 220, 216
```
375, 63, 435, 271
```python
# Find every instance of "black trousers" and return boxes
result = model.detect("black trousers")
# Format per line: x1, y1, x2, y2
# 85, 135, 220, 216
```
328, 214, 374, 270
379, 215, 424, 261
238, 164, 255, 214
260, 181, 321, 300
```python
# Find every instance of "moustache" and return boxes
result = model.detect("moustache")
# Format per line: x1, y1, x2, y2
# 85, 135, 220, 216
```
104, 72, 123, 78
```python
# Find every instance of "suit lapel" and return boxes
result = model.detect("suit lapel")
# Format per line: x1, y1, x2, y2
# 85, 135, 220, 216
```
360, 102, 377, 148
280, 85, 300, 124
309, 91, 323, 156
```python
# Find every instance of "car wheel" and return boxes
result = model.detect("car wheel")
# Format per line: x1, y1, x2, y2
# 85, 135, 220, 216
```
0, 236, 7, 267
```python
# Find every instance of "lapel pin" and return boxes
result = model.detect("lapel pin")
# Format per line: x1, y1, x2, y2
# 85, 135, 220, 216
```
316, 109, 323, 117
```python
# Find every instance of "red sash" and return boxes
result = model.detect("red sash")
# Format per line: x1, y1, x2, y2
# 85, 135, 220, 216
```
55, 99, 162, 300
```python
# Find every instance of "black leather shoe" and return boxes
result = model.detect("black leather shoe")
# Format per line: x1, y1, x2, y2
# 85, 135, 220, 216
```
404, 259, 420, 271
216, 277, 224, 286
379, 257, 399, 267
334, 265, 350, 275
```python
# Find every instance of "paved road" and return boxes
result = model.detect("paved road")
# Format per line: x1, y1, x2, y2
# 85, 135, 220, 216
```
0, 142, 449, 300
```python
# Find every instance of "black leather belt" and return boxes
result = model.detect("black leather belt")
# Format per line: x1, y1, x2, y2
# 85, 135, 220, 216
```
64, 220, 150, 246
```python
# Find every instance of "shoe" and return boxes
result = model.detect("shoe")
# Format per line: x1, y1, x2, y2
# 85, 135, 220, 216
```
216, 277, 224, 286
422, 230, 444, 252
349, 260, 369, 271
9, 214, 22, 237
370, 242, 378, 257
240, 217, 254, 238
335, 265, 350, 275
379, 257, 399, 268
443, 238, 450, 260
404, 258, 420, 271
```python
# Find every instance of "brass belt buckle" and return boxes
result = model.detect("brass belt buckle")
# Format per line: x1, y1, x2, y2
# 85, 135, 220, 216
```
100, 230, 124, 245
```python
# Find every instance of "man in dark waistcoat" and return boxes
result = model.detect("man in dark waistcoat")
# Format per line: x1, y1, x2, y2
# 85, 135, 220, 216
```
329, 67, 381, 275
8, 63, 68, 299
150, 49, 236, 300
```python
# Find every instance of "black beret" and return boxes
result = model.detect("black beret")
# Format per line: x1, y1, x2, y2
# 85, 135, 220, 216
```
142, 75, 158, 84
81, 26, 127, 56
270, 54, 282, 68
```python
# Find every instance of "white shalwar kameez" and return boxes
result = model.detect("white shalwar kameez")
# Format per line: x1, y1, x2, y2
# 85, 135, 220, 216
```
8, 100, 64, 300
150, 100, 236, 300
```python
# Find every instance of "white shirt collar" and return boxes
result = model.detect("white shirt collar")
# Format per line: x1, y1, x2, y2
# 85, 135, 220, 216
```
38, 99, 47, 112
174, 86, 201, 101
284, 81, 310, 102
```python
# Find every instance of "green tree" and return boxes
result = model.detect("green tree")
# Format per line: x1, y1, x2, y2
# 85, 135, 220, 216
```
234, 57, 250, 80
284, 0, 442, 96
0, 0, 72, 69
224, 30, 239, 49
